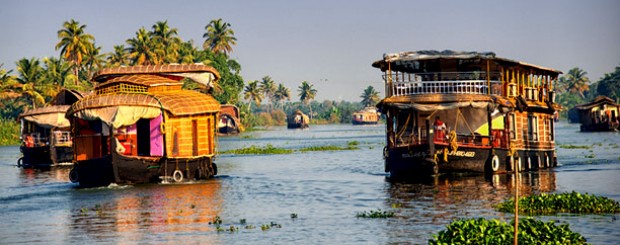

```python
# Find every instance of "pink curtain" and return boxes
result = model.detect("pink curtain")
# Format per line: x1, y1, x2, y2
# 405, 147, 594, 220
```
150, 114, 164, 156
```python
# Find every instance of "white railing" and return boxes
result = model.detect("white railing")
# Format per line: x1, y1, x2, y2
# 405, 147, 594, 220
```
383, 72, 502, 97
388, 80, 501, 97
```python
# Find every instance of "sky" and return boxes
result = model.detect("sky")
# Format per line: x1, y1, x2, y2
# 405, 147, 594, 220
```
1, 0, 619, 102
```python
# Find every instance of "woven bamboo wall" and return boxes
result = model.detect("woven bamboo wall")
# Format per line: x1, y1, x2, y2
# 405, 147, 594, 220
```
165, 113, 216, 157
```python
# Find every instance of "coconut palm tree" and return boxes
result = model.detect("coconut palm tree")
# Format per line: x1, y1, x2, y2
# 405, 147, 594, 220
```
152, 20, 180, 63
83, 44, 105, 81
564, 67, 590, 99
42, 57, 76, 89
15, 58, 47, 109
260, 76, 276, 111
244, 80, 263, 114
107, 45, 129, 67
273, 83, 291, 109
298, 81, 317, 119
55, 19, 95, 85
360, 85, 380, 107
203, 18, 237, 55
126, 27, 159, 65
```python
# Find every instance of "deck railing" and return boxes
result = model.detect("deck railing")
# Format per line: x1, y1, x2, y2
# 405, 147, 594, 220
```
383, 72, 502, 97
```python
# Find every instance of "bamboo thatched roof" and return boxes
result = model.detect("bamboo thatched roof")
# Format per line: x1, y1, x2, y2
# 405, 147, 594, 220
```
94, 64, 220, 87
68, 90, 220, 117
98, 74, 183, 88
574, 96, 620, 110
19, 105, 70, 118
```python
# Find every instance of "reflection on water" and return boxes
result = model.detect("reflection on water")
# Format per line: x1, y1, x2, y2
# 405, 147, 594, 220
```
68, 180, 222, 243
384, 171, 557, 243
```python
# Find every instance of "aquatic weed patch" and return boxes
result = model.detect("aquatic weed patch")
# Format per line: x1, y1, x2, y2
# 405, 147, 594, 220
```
299, 141, 360, 152
558, 144, 592, 149
429, 217, 587, 244
221, 144, 293, 155
496, 191, 620, 215
356, 209, 395, 218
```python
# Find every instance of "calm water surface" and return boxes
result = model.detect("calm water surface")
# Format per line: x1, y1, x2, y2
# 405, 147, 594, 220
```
0, 122, 618, 244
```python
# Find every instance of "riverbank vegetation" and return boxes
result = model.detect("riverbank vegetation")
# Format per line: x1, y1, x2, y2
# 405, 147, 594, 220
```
429, 217, 587, 244
0, 118, 20, 146
496, 191, 620, 215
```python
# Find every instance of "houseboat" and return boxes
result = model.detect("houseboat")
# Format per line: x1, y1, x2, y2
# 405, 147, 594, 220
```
17, 89, 85, 167
352, 107, 380, 125
218, 104, 243, 135
572, 96, 620, 132
66, 64, 221, 187
373, 50, 561, 177
287, 110, 309, 129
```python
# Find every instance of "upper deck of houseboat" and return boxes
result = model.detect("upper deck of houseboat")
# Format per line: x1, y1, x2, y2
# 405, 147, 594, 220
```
372, 50, 562, 104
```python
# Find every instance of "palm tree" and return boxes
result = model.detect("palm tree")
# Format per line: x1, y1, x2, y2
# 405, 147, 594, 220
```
42, 57, 76, 89
260, 76, 276, 111
360, 85, 380, 107
126, 27, 159, 65
152, 20, 180, 63
107, 45, 129, 67
203, 18, 237, 55
55, 19, 95, 85
298, 81, 317, 119
83, 44, 105, 81
243, 80, 263, 114
15, 58, 47, 109
273, 83, 291, 109
564, 67, 590, 99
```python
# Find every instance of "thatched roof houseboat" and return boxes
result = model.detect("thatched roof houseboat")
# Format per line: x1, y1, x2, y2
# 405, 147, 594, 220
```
373, 50, 562, 178
18, 89, 85, 167
66, 64, 221, 187
572, 96, 620, 132
287, 110, 309, 129
352, 107, 380, 125
218, 104, 243, 135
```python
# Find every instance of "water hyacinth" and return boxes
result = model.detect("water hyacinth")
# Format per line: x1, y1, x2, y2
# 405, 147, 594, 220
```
496, 191, 620, 215
429, 218, 587, 244
356, 209, 395, 218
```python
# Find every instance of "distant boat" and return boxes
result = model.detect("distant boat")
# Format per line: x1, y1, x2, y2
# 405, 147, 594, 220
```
352, 107, 380, 125
17, 89, 85, 167
218, 104, 244, 135
287, 110, 309, 129
374, 50, 562, 177
66, 64, 221, 187
572, 96, 620, 132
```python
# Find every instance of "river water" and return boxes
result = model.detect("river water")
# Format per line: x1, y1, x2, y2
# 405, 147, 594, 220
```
0, 122, 618, 244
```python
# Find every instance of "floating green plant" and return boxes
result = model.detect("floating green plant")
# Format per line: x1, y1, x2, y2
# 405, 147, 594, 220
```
290, 213, 298, 219
209, 216, 223, 225
356, 209, 395, 218
558, 144, 591, 149
496, 191, 620, 215
240, 218, 246, 224
221, 144, 293, 155
261, 224, 271, 231
429, 218, 587, 244
244, 224, 256, 229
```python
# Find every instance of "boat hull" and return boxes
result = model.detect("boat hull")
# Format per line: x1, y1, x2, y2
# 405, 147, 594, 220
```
385, 144, 557, 179
19, 145, 51, 167
352, 120, 378, 125
71, 152, 216, 187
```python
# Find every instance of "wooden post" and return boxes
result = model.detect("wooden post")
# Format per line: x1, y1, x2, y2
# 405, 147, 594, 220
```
514, 172, 519, 245
487, 59, 491, 95
427, 118, 434, 156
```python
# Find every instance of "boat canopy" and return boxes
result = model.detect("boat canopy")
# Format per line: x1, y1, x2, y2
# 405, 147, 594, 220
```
19, 105, 71, 129
67, 91, 220, 128
372, 50, 562, 76
574, 96, 620, 111
379, 101, 490, 112
93, 64, 220, 88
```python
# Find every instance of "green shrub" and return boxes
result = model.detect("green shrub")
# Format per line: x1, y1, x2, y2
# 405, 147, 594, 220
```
429, 217, 587, 244
496, 191, 620, 215
0, 118, 20, 146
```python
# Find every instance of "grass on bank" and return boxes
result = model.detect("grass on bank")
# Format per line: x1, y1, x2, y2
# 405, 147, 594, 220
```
0, 118, 20, 146
496, 191, 620, 215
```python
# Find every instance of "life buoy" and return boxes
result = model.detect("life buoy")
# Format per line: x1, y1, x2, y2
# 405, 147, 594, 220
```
17, 157, 23, 167
491, 155, 500, 172
172, 170, 184, 182
69, 168, 79, 183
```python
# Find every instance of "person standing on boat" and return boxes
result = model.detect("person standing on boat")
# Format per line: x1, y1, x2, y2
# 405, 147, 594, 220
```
434, 116, 447, 142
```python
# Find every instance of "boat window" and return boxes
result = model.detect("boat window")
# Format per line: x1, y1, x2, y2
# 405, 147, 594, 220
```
509, 114, 517, 140
528, 114, 539, 141
192, 119, 198, 156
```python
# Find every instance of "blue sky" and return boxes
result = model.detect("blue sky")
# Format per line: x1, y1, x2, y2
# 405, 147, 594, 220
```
1, 0, 619, 101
